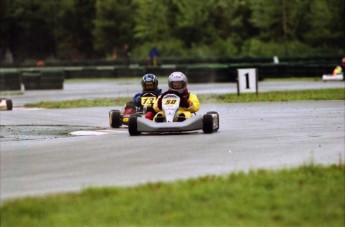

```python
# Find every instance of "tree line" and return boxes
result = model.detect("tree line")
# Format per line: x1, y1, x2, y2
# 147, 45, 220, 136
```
1, 0, 344, 63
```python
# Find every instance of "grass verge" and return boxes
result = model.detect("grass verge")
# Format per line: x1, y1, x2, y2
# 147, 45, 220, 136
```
24, 88, 345, 109
1, 164, 344, 226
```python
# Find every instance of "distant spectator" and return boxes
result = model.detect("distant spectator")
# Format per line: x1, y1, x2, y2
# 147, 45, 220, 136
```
149, 45, 159, 66
36, 60, 45, 67
122, 44, 131, 66
0, 48, 4, 63
4, 48, 13, 64
111, 47, 118, 61
333, 65, 342, 75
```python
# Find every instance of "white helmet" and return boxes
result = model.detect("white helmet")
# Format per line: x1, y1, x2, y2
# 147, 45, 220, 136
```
168, 72, 188, 94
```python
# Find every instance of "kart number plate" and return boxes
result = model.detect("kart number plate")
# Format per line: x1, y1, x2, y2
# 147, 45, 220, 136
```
163, 98, 179, 107
141, 97, 156, 106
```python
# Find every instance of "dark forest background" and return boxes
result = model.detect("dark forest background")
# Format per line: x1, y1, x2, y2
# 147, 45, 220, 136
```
1, 0, 344, 64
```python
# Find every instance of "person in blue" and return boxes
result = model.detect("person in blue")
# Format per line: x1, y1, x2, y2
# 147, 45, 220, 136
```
131, 74, 162, 119
149, 45, 160, 66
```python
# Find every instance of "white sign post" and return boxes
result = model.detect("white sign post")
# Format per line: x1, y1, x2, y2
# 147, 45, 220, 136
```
237, 68, 258, 96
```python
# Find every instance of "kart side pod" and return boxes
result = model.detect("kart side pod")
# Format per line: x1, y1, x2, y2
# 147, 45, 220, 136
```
128, 111, 219, 136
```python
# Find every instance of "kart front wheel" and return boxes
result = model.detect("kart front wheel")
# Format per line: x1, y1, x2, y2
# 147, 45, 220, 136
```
203, 114, 214, 134
128, 116, 141, 136
109, 110, 122, 128
206, 111, 219, 132
203, 111, 220, 134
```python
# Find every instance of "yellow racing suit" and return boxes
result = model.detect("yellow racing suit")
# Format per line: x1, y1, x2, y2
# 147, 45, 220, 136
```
153, 92, 200, 121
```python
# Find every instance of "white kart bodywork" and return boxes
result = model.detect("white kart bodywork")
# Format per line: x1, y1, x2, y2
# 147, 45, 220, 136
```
322, 74, 344, 81
162, 94, 181, 122
135, 115, 204, 132
128, 93, 219, 135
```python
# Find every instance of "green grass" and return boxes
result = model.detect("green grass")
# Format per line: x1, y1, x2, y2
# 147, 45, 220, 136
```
24, 97, 129, 109
264, 77, 322, 81
24, 88, 345, 109
0, 91, 24, 96
199, 88, 345, 103
1, 164, 344, 227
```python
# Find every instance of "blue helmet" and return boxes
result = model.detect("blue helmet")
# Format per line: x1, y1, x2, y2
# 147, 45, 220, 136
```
141, 74, 158, 90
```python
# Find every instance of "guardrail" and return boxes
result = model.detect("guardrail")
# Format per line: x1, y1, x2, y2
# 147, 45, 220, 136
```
1, 68, 65, 91
0, 69, 21, 91
0, 61, 342, 91
0, 55, 342, 67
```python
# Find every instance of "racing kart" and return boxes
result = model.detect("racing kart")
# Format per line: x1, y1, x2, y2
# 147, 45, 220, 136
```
0, 98, 13, 111
109, 92, 157, 128
128, 93, 219, 135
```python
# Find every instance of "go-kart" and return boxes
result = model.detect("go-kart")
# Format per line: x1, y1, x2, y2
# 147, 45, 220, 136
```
128, 93, 219, 135
109, 92, 157, 128
0, 98, 13, 111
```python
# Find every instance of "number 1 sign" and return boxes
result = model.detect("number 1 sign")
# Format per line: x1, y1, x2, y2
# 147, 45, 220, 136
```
237, 68, 258, 95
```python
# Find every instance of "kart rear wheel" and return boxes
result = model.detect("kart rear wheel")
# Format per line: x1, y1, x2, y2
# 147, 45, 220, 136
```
128, 116, 141, 136
109, 110, 122, 128
6, 99, 13, 110
203, 114, 214, 134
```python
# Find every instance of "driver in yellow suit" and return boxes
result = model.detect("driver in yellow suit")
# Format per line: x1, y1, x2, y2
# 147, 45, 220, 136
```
332, 65, 342, 75
153, 72, 200, 122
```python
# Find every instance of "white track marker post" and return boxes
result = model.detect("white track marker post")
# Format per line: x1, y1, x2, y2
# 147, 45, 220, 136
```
237, 68, 258, 96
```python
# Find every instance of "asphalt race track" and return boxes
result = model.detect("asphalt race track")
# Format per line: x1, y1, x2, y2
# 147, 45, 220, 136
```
1, 79, 344, 201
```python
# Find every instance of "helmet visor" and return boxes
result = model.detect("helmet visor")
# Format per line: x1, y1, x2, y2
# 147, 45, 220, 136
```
170, 81, 184, 89
143, 82, 155, 90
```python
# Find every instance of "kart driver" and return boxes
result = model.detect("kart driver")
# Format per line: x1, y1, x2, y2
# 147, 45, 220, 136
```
153, 71, 200, 122
131, 73, 162, 119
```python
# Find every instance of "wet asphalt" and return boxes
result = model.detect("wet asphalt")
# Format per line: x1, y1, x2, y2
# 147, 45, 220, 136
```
0, 79, 344, 201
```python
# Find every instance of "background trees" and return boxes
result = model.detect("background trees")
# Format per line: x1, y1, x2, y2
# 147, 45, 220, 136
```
1, 0, 343, 62
93, 0, 135, 58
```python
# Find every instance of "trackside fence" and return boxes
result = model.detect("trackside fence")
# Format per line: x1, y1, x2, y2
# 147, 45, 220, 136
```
0, 56, 343, 91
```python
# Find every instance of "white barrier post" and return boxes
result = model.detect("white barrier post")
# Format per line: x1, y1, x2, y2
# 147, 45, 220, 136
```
237, 68, 258, 96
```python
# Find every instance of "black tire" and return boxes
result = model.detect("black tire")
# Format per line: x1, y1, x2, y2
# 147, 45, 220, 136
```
6, 99, 13, 110
109, 110, 122, 128
203, 114, 214, 134
128, 116, 141, 136
206, 111, 219, 132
